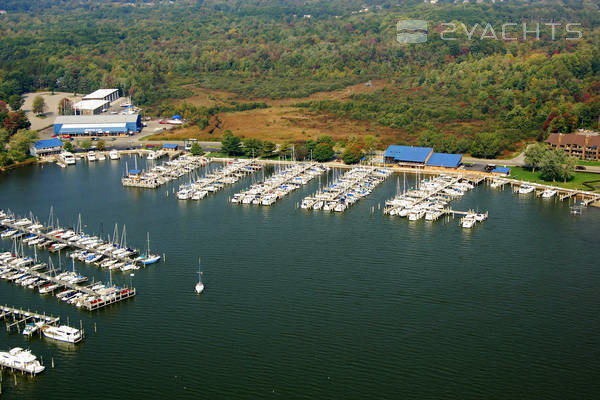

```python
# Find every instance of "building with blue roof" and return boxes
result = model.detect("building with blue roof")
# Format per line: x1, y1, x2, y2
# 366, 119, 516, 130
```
491, 166, 511, 175
426, 153, 463, 168
53, 114, 142, 136
162, 143, 179, 151
30, 138, 64, 157
383, 145, 433, 165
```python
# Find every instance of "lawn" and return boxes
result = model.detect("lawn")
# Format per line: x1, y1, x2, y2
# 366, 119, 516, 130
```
577, 160, 600, 167
509, 167, 600, 191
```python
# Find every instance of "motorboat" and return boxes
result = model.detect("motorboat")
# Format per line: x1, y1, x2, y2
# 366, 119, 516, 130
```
22, 322, 45, 336
518, 184, 535, 194
41, 325, 83, 344
109, 150, 120, 160
0, 348, 45, 374
541, 189, 556, 198
97, 152, 106, 161
87, 151, 97, 161
60, 152, 76, 165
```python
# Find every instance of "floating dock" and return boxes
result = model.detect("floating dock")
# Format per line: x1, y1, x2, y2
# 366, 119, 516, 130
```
301, 166, 392, 212
231, 162, 326, 206
384, 174, 488, 228
176, 159, 262, 200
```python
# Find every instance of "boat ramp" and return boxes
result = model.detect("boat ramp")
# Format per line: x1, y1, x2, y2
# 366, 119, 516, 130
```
230, 162, 327, 206
176, 159, 262, 200
301, 166, 392, 212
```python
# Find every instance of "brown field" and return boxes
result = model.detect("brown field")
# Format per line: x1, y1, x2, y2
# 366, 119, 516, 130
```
148, 80, 413, 145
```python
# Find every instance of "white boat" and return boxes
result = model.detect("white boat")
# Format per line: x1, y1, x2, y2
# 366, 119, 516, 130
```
312, 200, 324, 210
87, 151, 97, 162
22, 322, 45, 336
0, 348, 45, 374
461, 216, 475, 228
60, 152, 76, 165
195, 258, 204, 294
147, 151, 157, 160
109, 150, 120, 160
97, 152, 106, 161
518, 185, 535, 194
41, 325, 83, 344
541, 189, 556, 198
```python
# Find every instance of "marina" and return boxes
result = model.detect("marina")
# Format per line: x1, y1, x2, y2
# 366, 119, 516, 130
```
300, 166, 392, 212
0, 159, 599, 399
176, 159, 262, 200
230, 162, 327, 205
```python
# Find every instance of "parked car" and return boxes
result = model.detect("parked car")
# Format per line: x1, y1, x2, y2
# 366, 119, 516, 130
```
576, 165, 586, 171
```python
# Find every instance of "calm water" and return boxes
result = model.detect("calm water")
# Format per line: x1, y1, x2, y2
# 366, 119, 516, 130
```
0, 159, 599, 399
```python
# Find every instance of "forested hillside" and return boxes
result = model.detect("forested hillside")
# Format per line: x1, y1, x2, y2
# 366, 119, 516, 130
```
1, 0, 599, 155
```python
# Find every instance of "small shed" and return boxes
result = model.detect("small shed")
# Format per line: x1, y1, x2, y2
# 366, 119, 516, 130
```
491, 166, 511, 175
162, 143, 178, 151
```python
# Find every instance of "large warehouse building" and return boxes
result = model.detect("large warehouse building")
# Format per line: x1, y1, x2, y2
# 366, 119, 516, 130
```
83, 89, 120, 105
73, 99, 110, 115
53, 114, 142, 136
383, 145, 463, 168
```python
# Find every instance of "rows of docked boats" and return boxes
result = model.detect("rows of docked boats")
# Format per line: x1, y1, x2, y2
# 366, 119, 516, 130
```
0, 210, 161, 269
230, 162, 327, 206
517, 184, 557, 198
177, 159, 262, 200
59, 150, 120, 166
301, 166, 392, 212
122, 155, 208, 188
0, 253, 134, 310
384, 174, 488, 227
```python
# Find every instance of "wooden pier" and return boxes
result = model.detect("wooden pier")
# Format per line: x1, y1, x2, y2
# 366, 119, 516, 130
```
1, 305, 60, 333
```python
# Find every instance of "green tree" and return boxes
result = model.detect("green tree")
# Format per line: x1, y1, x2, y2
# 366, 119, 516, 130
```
63, 141, 74, 152
294, 143, 308, 160
80, 139, 92, 150
190, 142, 203, 156
8, 130, 37, 157
32, 96, 46, 115
243, 138, 262, 158
313, 142, 334, 162
363, 135, 376, 155
342, 144, 364, 164
8, 95, 24, 111
317, 135, 333, 145
262, 141, 276, 158
278, 142, 291, 158
3, 111, 30, 135
96, 139, 105, 151
470, 132, 502, 159
524, 142, 549, 173
418, 130, 442, 148
221, 131, 242, 156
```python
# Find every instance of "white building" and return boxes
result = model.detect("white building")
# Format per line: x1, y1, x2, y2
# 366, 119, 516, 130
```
83, 89, 120, 105
73, 99, 110, 115
30, 138, 63, 157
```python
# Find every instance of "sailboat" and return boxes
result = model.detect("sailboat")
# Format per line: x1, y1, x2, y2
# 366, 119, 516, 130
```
137, 232, 161, 265
195, 258, 204, 294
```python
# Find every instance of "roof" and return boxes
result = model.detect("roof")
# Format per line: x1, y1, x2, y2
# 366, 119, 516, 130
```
83, 89, 119, 100
427, 152, 462, 168
129, 169, 141, 175
54, 114, 139, 125
33, 138, 63, 149
384, 145, 433, 163
545, 133, 561, 145
492, 167, 511, 175
162, 143, 178, 149
73, 100, 109, 110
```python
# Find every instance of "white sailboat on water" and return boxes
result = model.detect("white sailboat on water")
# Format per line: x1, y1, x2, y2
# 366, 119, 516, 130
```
195, 258, 204, 294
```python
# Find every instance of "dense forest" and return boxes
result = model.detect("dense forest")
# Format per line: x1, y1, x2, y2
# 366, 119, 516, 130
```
1, 0, 600, 156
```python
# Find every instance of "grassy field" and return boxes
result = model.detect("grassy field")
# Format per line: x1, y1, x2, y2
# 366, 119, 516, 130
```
577, 160, 600, 167
509, 167, 600, 191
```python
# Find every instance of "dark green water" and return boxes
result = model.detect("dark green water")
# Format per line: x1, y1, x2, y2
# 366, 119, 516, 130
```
1, 159, 599, 399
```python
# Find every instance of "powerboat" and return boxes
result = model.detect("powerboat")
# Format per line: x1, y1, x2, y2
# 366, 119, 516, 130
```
0, 348, 45, 374
87, 151, 97, 162
109, 150, 120, 160
41, 325, 83, 344
60, 152, 76, 165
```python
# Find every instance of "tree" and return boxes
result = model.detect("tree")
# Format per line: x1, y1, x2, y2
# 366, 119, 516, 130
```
540, 149, 576, 182
80, 139, 92, 150
3, 111, 30, 135
294, 143, 308, 160
190, 142, 203, 156
524, 142, 549, 173
58, 98, 73, 115
221, 131, 242, 156
317, 135, 333, 145
418, 130, 442, 148
262, 141, 276, 157
313, 142, 334, 162
8, 95, 24, 111
469, 132, 502, 159
8, 129, 37, 158
63, 141, 74, 152
278, 142, 291, 158
32, 96, 46, 116
243, 138, 262, 157
342, 144, 364, 164
96, 139, 105, 151
363, 135, 376, 155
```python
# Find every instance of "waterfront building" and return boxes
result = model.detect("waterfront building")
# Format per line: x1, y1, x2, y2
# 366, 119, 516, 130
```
383, 145, 462, 168
545, 132, 600, 160
30, 138, 64, 157
53, 114, 142, 136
